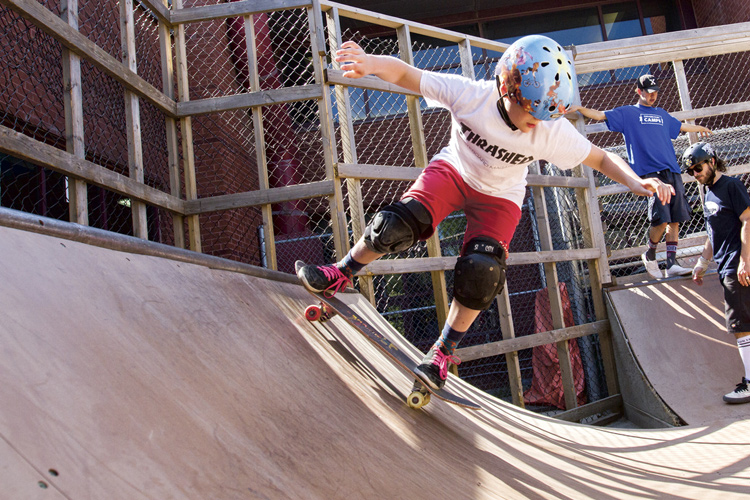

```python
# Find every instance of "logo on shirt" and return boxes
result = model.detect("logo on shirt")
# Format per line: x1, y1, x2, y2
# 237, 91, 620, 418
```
459, 123, 534, 167
639, 114, 664, 125
704, 200, 720, 217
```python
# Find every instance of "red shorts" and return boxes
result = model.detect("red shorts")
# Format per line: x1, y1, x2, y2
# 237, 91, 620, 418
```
402, 160, 522, 257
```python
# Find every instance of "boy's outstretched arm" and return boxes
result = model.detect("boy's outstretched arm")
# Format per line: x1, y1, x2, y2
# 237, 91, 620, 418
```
334, 41, 423, 94
566, 105, 606, 121
583, 145, 674, 205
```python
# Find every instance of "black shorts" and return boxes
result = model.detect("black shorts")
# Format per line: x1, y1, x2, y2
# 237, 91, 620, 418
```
720, 273, 750, 334
643, 170, 691, 226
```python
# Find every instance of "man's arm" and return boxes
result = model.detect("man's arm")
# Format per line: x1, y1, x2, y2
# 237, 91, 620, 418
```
738, 207, 750, 287
582, 145, 674, 204
334, 41, 423, 94
680, 122, 712, 138
693, 238, 713, 285
566, 105, 606, 121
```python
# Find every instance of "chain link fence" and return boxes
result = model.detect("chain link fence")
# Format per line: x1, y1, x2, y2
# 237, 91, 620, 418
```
2, 0, 749, 417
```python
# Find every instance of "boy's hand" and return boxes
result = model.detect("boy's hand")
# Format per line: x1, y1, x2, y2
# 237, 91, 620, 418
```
335, 41, 372, 79
635, 178, 674, 205
564, 105, 581, 116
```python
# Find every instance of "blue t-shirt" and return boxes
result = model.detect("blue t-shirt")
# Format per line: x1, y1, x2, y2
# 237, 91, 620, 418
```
604, 104, 682, 176
705, 175, 750, 277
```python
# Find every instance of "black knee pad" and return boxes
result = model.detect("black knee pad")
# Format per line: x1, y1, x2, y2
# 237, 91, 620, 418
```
363, 197, 432, 254
453, 237, 507, 310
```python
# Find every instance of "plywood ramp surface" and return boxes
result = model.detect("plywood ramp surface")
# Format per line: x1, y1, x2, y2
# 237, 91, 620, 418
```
606, 277, 748, 426
1, 225, 749, 499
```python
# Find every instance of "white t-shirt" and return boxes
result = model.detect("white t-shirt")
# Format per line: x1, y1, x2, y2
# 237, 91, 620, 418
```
420, 71, 592, 208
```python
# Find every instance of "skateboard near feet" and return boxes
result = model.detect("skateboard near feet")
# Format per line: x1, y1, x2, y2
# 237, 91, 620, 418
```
301, 289, 480, 411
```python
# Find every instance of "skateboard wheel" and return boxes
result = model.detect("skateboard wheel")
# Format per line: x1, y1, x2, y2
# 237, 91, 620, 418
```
407, 390, 430, 409
305, 305, 322, 322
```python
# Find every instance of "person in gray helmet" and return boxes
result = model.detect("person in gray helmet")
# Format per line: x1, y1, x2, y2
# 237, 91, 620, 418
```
683, 142, 750, 404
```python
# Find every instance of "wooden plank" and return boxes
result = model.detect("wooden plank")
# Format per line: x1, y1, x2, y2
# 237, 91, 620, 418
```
554, 394, 623, 423
3, 0, 176, 117
497, 284, 524, 407
245, 14, 277, 270
170, 0, 311, 24
139, 0, 171, 25
318, 0, 510, 52
325, 69, 421, 96
574, 22, 750, 74
175, 85, 322, 117
120, 0, 148, 239
183, 181, 334, 215
609, 234, 707, 262
158, 0, 185, 248
173, 0, 201, 252
308, 2, 348, 262
337, 163, 590, 188
362, 248, 602, 275
60, 0, 88, 225
0, 125, 183, 213
455, 321, 610, 362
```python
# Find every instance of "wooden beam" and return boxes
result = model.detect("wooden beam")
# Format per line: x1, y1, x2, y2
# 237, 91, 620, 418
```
455, 320, 610, 362
362, 248, 602, 275
0, 125, 183, 213
175, 85, 322, 117
183, 181, 335, 215
555, 394, 623, 423
139, 0, 171, 26
170, 0, 311, 24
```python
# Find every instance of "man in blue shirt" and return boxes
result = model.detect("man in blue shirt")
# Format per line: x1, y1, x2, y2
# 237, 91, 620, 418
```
569, 74, 712, 279
684, 142, 750, 404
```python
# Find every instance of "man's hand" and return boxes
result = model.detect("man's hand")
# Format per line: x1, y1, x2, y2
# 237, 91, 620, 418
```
693, 256, 710, 285
695, 125, 712, 138
637, 178, 674, 205
738, 257, 749, 287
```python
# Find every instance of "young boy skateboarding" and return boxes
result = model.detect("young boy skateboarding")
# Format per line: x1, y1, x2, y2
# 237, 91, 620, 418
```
298, 35, 673, 391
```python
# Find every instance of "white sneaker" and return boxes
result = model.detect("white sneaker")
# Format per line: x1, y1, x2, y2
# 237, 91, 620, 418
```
665, 264, 692, 277
723, 378, 750, 404
641, 253, 661, 279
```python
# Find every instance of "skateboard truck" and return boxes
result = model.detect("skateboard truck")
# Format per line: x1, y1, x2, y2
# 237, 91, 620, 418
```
304, 302, 336, 323
407, 380, 432, 409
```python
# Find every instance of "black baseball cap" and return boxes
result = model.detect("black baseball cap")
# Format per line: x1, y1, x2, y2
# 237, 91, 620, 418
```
637, 74, 660, 93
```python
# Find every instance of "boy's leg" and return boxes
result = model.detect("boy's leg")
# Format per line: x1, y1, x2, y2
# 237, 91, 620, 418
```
642, 222, 666, 279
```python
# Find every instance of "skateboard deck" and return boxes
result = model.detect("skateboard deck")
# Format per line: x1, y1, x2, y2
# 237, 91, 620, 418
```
302, 289, 481, 411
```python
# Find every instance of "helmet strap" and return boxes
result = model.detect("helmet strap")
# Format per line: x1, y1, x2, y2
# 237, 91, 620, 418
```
496, 96, 518, 131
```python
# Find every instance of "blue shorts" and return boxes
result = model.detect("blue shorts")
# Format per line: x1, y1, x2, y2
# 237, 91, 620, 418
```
643, 170, 691, 226
720, 273, 750, 334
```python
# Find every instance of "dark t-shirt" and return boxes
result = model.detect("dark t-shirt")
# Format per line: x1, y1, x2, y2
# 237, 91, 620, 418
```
705, 175, 750, 276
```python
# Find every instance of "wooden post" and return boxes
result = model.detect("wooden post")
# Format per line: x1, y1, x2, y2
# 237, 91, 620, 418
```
496, 288, 524, 407
244, 14, 277, 270
173, 0, 201, 252
673, 60, 698, 144
397, 25, 450, 328
308, 0, 348, 261
60, 0, 88, 225
528, 162, 577, 410
120, 0, 148, 239
325, 7, 376, 300
570, 75, 618, 397
157, 0, 185, 248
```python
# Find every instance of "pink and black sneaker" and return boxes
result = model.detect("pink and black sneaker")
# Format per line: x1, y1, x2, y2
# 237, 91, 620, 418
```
414, 341, 461, 390
295, 260, 352, 297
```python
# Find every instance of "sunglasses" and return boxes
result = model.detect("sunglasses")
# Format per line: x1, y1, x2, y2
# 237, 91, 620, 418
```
686, 162, 707, 176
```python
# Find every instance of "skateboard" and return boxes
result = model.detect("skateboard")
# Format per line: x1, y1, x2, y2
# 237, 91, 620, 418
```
302, 289, 481, 411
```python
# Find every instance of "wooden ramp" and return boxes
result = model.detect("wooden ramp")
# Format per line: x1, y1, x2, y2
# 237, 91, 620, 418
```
1, 218, 749, 499
606, 277, 748, 427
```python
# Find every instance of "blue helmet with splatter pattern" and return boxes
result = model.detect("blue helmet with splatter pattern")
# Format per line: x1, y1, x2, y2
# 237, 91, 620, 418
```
494, 35, 576, 121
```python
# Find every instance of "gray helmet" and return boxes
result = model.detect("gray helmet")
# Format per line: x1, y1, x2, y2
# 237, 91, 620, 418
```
681, 142, 716, 173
